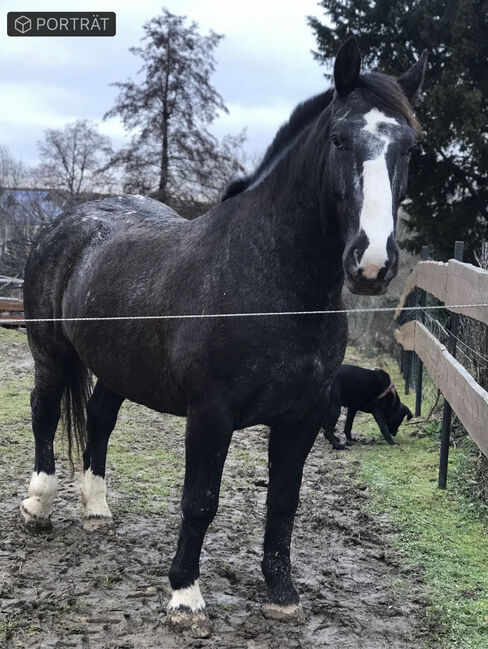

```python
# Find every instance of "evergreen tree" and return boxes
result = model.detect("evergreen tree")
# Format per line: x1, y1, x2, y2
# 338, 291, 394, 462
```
309, 0, 488, 261
105, 9, 245, 206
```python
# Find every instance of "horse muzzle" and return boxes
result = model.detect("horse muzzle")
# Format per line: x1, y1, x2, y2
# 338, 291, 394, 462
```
343, 234, 399, 295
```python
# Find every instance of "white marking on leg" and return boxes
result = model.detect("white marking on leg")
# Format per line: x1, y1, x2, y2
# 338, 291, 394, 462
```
359, 108, 399, 275
81, 468, 112, 519
21, 471, 57, 521
167, 579, 206, 613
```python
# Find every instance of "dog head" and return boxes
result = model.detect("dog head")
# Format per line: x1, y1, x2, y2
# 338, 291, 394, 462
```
387, 402, 413, 436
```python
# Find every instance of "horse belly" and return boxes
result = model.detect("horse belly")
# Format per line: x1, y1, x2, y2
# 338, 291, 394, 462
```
67, 321, 187, 416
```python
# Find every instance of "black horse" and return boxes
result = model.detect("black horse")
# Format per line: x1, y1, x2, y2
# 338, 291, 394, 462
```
20, 38, 426, 632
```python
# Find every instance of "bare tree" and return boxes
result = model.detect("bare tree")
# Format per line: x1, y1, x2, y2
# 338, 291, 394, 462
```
35, 120, 115, 204
104, 9, 245, 205
0, 146, 64, 278
0, 144, 27, 189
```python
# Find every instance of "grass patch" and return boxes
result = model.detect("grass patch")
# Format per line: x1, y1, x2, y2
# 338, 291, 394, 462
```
344, 348, 488, 649
107, 405, 185, 515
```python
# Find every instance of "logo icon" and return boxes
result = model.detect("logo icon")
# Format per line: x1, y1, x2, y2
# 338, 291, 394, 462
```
14, 15, 32, 34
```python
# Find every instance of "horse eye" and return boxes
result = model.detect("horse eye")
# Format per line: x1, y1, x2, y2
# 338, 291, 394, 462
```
332, 137, 344, 149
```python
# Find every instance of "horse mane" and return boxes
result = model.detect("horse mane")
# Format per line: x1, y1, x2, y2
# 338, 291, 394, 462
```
222, 89, 335, 201
222, 70, 419, 202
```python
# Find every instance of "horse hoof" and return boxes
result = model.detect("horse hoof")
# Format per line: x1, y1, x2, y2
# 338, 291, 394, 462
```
19, 503, 52, 532
167, 607, 213, 638
82, 515, 113, 533
261, 603, 306, 623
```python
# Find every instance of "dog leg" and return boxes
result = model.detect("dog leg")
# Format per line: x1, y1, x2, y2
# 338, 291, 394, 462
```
343, 408, 357, 444
323, 400, 346, 450
373, 412, 396, 445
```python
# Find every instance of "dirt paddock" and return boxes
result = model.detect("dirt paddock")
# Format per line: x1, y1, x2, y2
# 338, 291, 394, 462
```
0, 329, 427, 649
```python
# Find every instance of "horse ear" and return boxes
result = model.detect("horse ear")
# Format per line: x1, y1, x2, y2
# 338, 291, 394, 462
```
398, 50, 428, 102
334, 36, 361, 98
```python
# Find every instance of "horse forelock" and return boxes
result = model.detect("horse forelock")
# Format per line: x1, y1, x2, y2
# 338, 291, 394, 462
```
357, 72, 419, 132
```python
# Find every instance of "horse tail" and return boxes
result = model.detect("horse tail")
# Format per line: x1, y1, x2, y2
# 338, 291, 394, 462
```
61, 355, 92, 471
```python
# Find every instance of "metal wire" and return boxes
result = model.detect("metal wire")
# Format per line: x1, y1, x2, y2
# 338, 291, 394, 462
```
5, 302, 488, 325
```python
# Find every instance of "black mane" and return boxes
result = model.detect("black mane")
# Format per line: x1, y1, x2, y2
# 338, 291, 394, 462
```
222, 71, 417, 202
222, 89, 334, 201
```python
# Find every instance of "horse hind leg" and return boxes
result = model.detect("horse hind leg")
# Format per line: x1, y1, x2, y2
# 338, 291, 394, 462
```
20, 357, 67, 531
81, 380, 123, 532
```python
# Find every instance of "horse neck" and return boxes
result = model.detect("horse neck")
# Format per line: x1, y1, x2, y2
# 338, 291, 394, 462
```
240, 129, 344, 296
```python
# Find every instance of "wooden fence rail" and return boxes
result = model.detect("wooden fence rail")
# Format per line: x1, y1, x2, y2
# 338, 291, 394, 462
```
396, 259, 488, 326
396, 252, 488, 479
0, 297, 25, 325
396, 320, 488, 458
0, 277, 24, 325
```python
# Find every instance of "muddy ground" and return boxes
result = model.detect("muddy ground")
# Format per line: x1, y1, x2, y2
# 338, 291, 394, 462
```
0, 329, 428, 649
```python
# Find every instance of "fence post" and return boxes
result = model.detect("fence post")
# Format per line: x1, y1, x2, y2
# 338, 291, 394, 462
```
414, 246, 430, 416
438, 240, 464, 489
404, 350, 411, 394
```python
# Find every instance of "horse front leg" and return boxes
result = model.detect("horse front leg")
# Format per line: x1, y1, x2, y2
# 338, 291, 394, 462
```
262, 415, 321, 621
167, 403, 233, 636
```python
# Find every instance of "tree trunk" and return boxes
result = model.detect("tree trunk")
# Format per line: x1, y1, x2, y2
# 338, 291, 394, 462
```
159, 117, 169, 203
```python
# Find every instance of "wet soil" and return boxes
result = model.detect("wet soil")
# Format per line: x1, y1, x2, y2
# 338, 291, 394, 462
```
0, 329, 428, 648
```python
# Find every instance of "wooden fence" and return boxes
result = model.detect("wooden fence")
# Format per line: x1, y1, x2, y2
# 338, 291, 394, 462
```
395, 249, 488, 486
0, 277, 24, 325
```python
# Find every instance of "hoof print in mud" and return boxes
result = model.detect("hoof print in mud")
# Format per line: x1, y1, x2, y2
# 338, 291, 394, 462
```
19, 504, 52, 532
261, 603, 306, 623
167, 607, 213, 638
82, 515, 114, 533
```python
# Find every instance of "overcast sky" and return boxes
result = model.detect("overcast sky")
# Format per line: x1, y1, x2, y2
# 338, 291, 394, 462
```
1, 0, 332, 173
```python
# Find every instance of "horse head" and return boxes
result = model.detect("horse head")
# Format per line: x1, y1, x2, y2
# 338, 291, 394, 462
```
324, 37, 427, 295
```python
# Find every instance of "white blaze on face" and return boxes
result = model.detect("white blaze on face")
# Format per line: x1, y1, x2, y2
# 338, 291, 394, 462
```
359, 108, 399, 278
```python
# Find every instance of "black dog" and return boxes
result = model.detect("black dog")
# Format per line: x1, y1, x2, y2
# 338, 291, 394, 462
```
323, 364, 413, 449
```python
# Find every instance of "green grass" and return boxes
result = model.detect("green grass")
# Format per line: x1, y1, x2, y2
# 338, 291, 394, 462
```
106, 403, 186, 515
0, 374, 34, 466
344, 348, 488, 649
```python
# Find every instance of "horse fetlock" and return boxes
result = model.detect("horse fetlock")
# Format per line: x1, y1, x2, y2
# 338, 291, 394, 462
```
81, 468, 112, 519
20, 471, 57, 530
261, 602, 306, 623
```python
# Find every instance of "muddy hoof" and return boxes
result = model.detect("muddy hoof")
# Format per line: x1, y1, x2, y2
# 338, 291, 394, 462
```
82, 515, 113, 533
167, 607, 213, 638
333, 443, 349, 451
19, 504, 52, 532
261, 603, 306, 623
